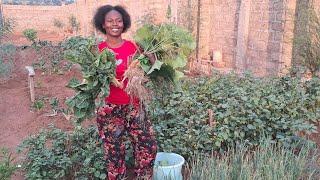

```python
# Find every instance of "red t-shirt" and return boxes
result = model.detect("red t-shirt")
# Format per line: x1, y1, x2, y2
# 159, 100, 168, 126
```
98, 40, 137, 105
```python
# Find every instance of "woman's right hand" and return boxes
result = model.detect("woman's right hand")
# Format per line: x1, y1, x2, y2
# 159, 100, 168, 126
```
112, 77, 124, 89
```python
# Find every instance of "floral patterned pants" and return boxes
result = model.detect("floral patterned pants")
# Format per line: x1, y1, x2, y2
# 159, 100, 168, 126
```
96, 103, 157, 180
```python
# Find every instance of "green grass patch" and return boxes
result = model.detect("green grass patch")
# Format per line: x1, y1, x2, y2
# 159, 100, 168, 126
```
188, 138, 319, 179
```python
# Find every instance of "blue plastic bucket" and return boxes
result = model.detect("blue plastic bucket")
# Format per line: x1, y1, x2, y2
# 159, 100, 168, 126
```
153, 152, 185, 180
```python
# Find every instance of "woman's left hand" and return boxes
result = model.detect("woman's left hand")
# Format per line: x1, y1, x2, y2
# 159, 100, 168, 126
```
135, 42, 156, 65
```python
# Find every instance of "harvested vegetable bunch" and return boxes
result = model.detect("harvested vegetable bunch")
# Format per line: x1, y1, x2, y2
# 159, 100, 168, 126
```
62, 36, 116, 122
123, 23, 196, 103
133, 23, 196, 82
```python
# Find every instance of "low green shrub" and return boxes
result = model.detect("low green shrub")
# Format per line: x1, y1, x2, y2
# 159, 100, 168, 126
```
28, 40, 66, 74
23, 29, 37, 44
304, 77, 320, 118
17, 125, 106, 180
0, 58, 13, 78
149, 73, 320, 158
0, 148, 17, 180
0, 44, 16, 79
31, 98, 45, 111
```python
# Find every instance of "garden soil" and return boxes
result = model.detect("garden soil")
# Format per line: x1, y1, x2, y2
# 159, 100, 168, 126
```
0, 44, 86, 179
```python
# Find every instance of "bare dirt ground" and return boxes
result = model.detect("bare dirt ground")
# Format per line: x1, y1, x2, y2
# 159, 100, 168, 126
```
0, 34, 84, 179
0, 65, 79, 149
1, 34, 319, 179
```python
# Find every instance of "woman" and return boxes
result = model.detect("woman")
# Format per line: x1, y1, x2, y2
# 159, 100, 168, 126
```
93, 5, 157, 180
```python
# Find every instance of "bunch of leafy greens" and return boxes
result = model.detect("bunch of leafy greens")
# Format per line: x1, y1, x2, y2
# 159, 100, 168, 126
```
134, 23, 196, 83
62, 36, 116, 122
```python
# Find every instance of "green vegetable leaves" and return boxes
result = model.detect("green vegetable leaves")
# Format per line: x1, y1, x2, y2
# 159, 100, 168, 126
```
63, 36, 116, 122
18, 125, 106, 179
134, 23, 195, 83
149, 74, 320, 158
147, 60, 163, 74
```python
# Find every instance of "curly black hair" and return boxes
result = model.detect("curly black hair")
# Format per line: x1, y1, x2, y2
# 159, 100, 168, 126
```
93, 5, 131, 34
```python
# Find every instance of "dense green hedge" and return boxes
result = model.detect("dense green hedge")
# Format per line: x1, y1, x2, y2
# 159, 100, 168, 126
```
149, 74, 320, 158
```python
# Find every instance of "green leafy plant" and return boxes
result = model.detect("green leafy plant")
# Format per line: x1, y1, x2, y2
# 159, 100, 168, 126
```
32, 58, 46, 71
62, 62, 73, 72
23, 28, 37, 44
48, 97, 63, 116
123, 23, 195, 103
32, 98, 45, 111
0, 148, 17, 180
0, 44, 16, 79
62, 36, 116, 122
134, 23, 196, 83
30, 40, 65, 74
149, 74, 320, 158
17, 125, 106, 179
50, 97, 59, 111
0, 59, 12, 78
0, 44, 16, 55
23, 28, 46, 51
49, 44, 64, 74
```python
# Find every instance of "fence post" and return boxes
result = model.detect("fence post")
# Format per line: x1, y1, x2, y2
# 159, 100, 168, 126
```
25, 66, 35, 103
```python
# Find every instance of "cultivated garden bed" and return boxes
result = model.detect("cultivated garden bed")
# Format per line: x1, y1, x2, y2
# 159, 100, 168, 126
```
1, 29, 320, 179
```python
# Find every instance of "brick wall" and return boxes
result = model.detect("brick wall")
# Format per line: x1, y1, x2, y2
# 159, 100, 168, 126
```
208, 0, 240, 68
2, 4, 76, 33
266, 0, 289, 76
2, 0, 320, 76
246, 1, 269, 75
2, 0, 171, 39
